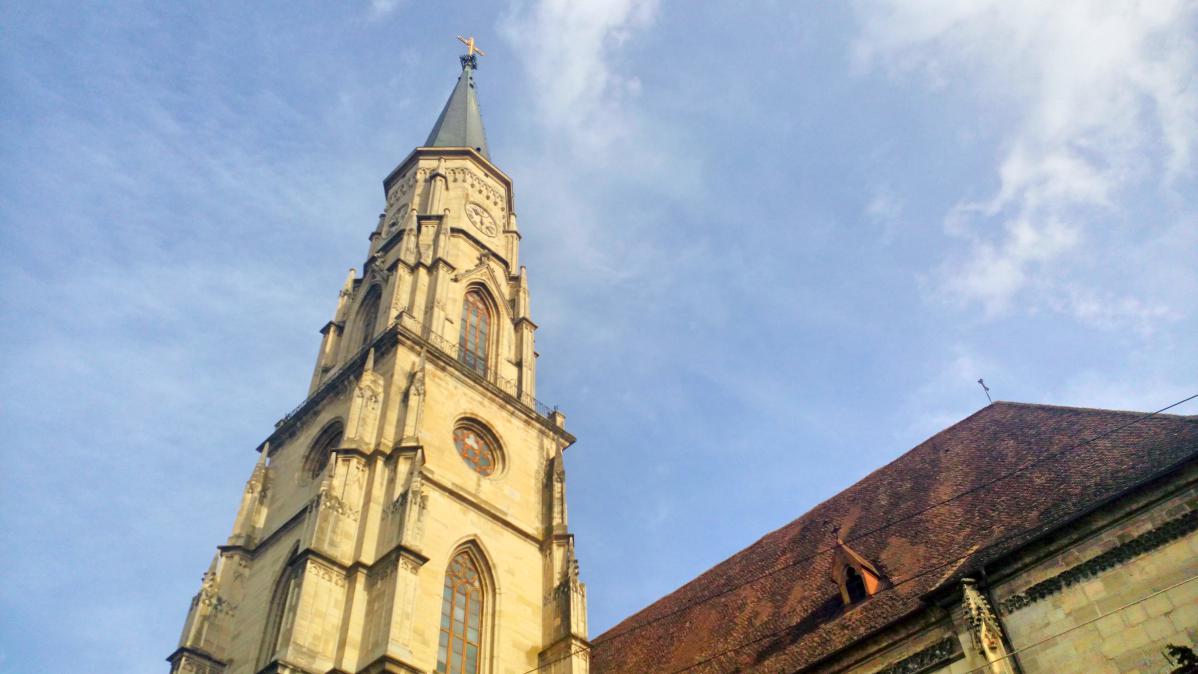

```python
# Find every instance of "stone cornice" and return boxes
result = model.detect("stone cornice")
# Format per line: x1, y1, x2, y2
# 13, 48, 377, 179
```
254, 658, 317, 674
353, 653, 424, 674
872, 637, 961, 674
262, 328, 399, 451
166, 646, 227, 672
222, 507, 429, 577
448, 226, 513, 272
383, 147, 513, 204
997, 505, 1198, 615
421, 469, 542, 546
539, 633, 593, 654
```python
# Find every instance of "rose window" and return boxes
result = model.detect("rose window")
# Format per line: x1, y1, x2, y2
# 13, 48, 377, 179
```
453, 425, 498, 476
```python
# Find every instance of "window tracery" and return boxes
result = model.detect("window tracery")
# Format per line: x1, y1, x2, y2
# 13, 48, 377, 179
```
453, 423, 499, 476
257, 547, 301, 669
458, 289, 491, 376
436, 551, 485, 674
304, 422, 343, 480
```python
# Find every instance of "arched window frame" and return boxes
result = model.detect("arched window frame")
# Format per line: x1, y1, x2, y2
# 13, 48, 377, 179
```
451, 417, 504, 478
303, 420, 344, 481
257, 544, 302, 669
355, 284, 383, 350
435, 544, 496, 674
830, 535, 885, 607
457, 285, 496, 378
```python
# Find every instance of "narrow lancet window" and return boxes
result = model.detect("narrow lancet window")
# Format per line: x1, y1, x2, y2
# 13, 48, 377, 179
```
303, 422, 343, 480
257, 551, 301, 669
437, 551, 484, 674
458, 290, 490, 376
356, 286, 382, 349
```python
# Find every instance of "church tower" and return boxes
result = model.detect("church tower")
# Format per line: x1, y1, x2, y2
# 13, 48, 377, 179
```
168, 46, 590, 674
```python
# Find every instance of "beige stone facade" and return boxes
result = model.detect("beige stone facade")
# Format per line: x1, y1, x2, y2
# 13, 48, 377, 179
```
169, 142, 589, 674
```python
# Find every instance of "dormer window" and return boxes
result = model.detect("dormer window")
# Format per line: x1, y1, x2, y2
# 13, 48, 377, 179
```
844, 566, 868, 603
831, 529, 887, 606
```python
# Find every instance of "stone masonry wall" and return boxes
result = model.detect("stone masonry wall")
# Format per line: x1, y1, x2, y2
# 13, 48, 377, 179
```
993, 481, 1198, 673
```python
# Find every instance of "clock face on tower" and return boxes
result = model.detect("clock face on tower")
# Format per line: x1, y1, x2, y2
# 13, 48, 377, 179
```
464, 201, 498, 237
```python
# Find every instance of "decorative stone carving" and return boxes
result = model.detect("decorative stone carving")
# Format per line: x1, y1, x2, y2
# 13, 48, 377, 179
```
318, 491, 361, 521
195, 562, 238, 617
387, 168, 427, 204
874, 637, 959, 674
309, 559, 347, 588
399, 555, 422, 574
399, 351, 427, 445
386, 205, 408, 235
961, 578, 1015, 674
345, 349, 385, 447
446, 166, 506, 214
998, 506, 1198, 615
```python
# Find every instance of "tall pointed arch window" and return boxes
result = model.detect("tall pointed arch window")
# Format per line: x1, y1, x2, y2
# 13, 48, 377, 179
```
303, 421, 343, 480
436, 551, 485, 674
258, 548, 302, 669
458, 289, 491, 376
356, 285, 382, 349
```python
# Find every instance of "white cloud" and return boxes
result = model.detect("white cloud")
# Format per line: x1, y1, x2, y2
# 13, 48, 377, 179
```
854, 0, 1198, 325
369, 0, 404, 19
865, 185, 903, 244
500, 0, 660, 158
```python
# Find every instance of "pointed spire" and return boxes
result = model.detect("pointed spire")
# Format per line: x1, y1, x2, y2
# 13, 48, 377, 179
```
552, 445, 566, 480
425, 53, 490, 159
334, 268, 357, 323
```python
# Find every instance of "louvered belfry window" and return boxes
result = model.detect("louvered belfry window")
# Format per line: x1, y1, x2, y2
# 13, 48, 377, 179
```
436, 551, 484, 674
458, 290, 490, 376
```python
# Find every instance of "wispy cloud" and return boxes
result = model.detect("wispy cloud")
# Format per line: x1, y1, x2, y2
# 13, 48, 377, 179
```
854, 0, 1198, 328
496, 0, 688, 333
500, 0, 659, 159
865, 185, 904, 244
368, 0, 404, 19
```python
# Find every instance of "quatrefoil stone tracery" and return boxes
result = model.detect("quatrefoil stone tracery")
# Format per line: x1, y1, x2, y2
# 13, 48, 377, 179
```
454, 426, 497, 476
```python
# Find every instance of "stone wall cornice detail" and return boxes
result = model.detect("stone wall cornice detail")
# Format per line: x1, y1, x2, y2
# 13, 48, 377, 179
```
872, 636, 961, 674
998, 506, 1198, 615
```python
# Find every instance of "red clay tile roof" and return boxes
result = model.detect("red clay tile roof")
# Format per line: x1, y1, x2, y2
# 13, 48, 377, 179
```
589, 402, 1198, 674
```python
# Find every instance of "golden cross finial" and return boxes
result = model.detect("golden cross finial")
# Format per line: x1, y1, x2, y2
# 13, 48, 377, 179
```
457, 35, 486, 58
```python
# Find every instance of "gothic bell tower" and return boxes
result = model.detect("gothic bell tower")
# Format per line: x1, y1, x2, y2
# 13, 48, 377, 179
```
168, 45, 590, 674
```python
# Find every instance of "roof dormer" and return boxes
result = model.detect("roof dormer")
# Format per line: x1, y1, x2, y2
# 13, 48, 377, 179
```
830, 529, 886, 606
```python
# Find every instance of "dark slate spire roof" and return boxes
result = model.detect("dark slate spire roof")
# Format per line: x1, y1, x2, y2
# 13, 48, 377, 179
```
425, 54, 490, 159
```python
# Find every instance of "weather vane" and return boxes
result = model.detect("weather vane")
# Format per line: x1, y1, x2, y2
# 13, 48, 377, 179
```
977, 378, 993, 404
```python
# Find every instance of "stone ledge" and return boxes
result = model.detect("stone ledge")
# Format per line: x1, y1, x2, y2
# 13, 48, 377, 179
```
872, 636, 961, 674
998, 507, 1198, 615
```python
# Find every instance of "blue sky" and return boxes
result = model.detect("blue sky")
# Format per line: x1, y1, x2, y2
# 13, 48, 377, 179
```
2, 1, 1196, 671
